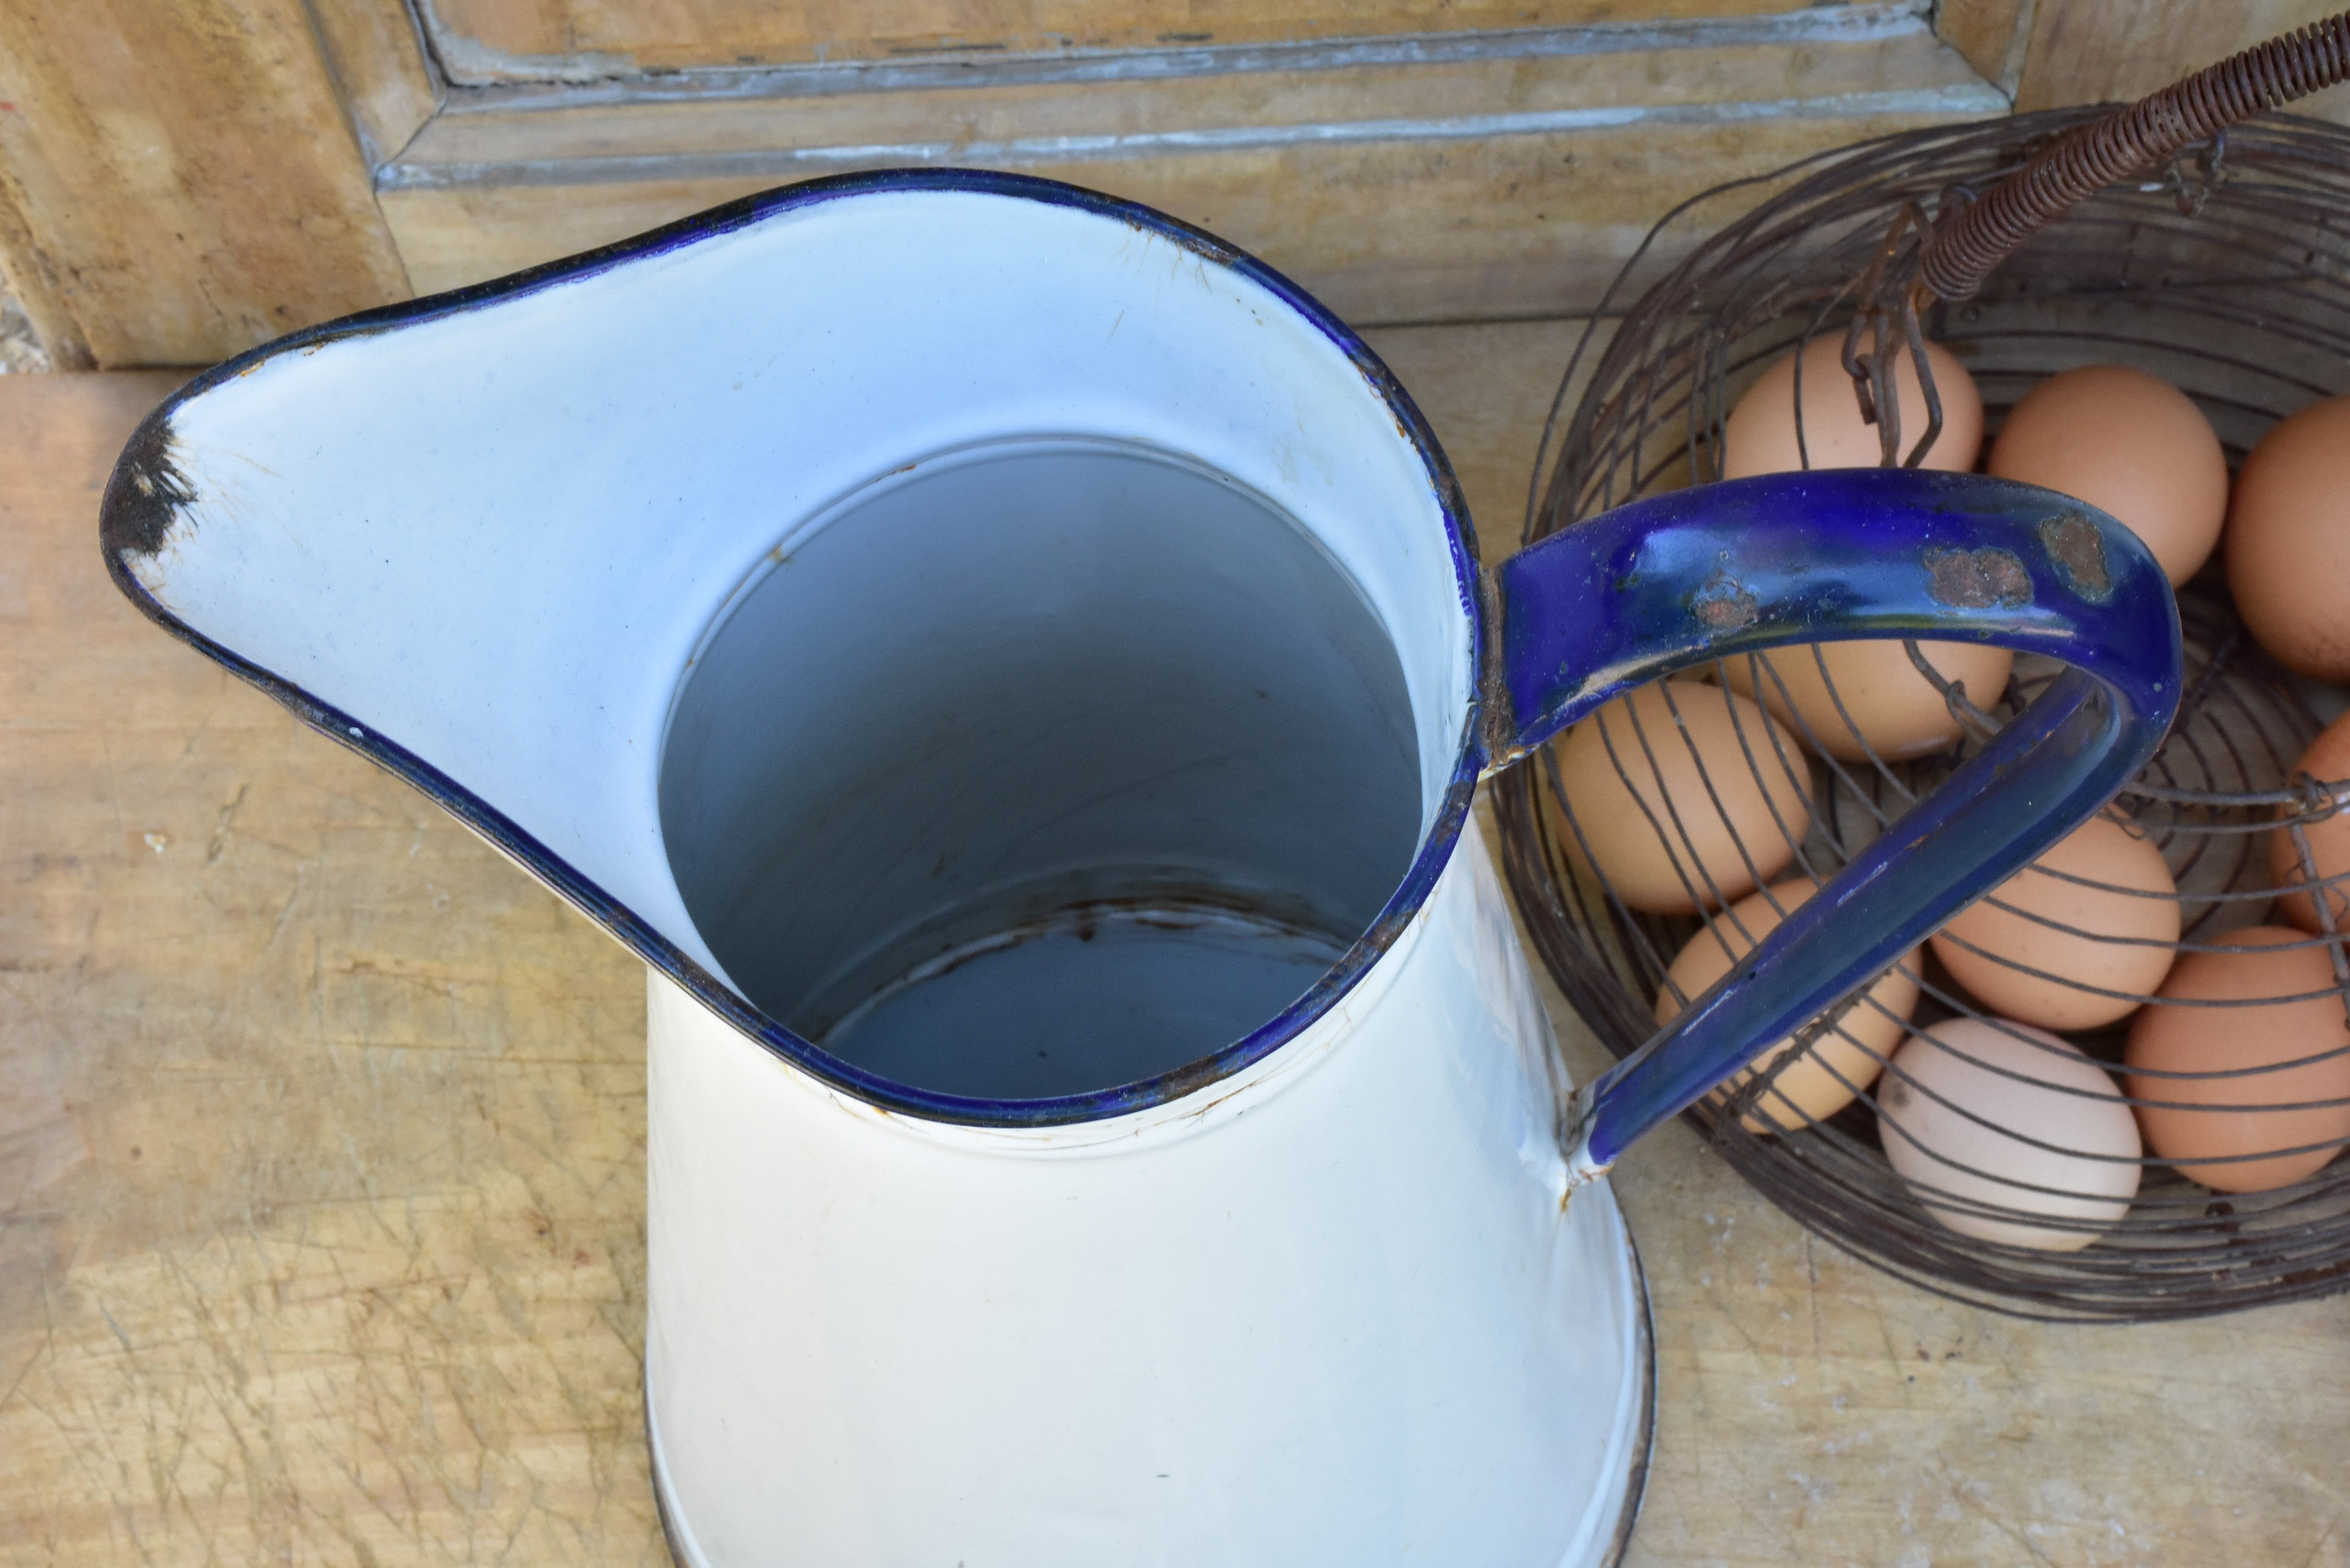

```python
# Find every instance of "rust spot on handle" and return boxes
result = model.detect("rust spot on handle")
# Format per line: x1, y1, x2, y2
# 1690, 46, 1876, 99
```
1691, 570, 1760, 631
1922, 546, 2032, 609
2037, 513, 2112, 600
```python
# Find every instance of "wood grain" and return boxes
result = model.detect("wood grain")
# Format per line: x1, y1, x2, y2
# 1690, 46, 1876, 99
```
380, 22, 2002, 321
0, 160, 91, 371
0, 0, 413, 369
423, 0, 1817, 80
382, 115, 1991, 325
1934, 0, 2035, 100
4, 346, 2347, 1565
2014, 0, 2350, 119
310, 0, 445, 164
0, 371, 661, 1564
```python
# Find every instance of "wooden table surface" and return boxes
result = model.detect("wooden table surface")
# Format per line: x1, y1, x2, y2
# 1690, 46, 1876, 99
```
4, 346, 2345, 1567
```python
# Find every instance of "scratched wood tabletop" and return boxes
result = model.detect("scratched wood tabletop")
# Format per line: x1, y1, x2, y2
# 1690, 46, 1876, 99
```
3, 345, 2345, 1567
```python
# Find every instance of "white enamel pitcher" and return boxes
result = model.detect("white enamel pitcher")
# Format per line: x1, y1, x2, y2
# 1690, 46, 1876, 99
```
103, 172, 2178, 1567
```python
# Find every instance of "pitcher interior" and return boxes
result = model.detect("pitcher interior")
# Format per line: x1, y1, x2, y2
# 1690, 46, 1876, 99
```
659, 439, 1423, 1099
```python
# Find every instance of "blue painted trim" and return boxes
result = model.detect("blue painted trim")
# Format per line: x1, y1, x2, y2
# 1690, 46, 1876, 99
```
1495, 470, 2177, 756
1493, 469, 2184, 1165
98, 168, 1486, 1131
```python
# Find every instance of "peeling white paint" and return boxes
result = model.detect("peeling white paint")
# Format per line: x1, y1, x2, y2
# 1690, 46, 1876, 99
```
411, 0, 635, 86
379, 83, 2009, 192
427, 2, 1940, 107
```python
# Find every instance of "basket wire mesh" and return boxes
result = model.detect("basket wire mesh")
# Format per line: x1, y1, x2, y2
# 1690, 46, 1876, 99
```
1496, 108, 2350, 1322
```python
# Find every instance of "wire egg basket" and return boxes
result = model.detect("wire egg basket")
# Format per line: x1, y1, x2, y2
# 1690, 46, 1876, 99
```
1495, 86, 2350, 1321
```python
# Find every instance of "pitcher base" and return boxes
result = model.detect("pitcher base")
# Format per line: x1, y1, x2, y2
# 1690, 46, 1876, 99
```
647, 1220, 1655, 1568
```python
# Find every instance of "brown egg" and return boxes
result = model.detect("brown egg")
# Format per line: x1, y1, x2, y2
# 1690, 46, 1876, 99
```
1987, 364, 2227, 586
1723, 332, 1982, 477
2271, 708, 2350, 933
1929, 814, 2180, 1032
2227, 395, 2350, 680
1717, 639, 2013, 762
1880, 1018, 2141, 1252
1553, 679, 1810, 915
1656, 880, 1917, 1133
2125, 927, 2350, 1192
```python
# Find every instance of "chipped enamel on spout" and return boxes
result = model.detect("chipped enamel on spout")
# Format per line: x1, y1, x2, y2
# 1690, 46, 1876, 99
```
100, 172, 2180, 1567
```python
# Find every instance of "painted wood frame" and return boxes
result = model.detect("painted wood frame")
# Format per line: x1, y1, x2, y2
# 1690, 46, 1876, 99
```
0, 0, 2340, 368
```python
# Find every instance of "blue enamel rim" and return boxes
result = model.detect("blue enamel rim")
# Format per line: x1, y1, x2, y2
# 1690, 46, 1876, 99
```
99, 167, 1490, 1131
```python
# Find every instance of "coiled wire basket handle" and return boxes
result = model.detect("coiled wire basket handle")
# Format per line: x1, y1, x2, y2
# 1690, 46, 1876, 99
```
1824, 16, 2350, 492
1919, 11, 2350, 302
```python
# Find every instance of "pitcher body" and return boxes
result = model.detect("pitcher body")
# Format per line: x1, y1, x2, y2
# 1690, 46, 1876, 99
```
645, 826, 1648, 1566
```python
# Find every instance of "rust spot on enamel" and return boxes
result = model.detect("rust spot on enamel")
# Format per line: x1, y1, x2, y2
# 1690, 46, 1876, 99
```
100, 411, 197, 561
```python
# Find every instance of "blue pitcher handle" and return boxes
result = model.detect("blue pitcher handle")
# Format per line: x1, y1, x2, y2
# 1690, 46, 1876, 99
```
1487, 468, 2182, 1184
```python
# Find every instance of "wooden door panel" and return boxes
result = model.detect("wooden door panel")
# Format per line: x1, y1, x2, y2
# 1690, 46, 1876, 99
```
425, 0, 1819, 79
394, 29, 1987, 164
380, 19, 1999, 321
314, 0, 445, 162
380, 108, 1995, 326
0, 0, 411, 368
7, 0, 2344, 368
